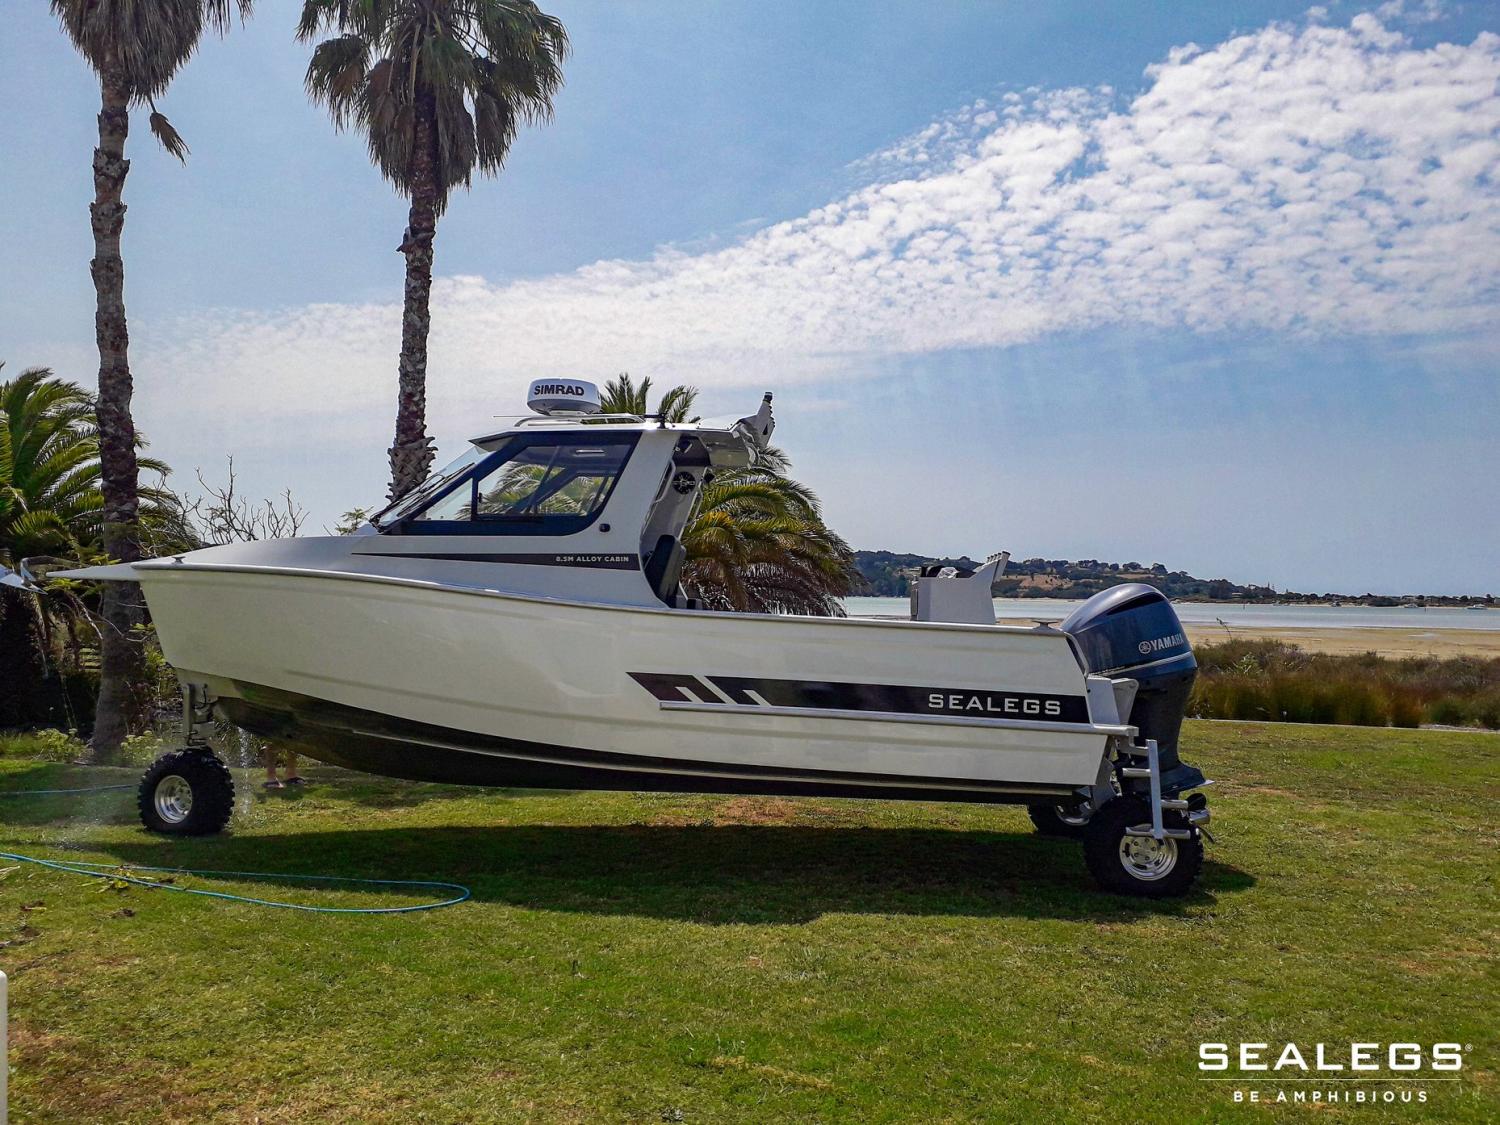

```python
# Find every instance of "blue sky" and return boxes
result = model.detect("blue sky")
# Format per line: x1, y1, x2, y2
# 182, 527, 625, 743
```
2, 1, 1497, 594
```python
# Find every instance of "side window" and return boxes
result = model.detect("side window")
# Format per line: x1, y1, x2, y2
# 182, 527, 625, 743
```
405, 434, 636, 534
474, 444, 621, 518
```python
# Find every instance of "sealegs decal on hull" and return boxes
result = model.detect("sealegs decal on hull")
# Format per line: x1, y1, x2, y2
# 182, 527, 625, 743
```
630, 673, 1089, 723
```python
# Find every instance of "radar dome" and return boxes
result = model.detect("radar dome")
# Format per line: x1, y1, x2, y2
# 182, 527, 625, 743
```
527, 379, 601, 416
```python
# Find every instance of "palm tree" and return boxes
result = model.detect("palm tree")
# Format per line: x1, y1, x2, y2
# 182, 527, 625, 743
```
1, 365, 180, 564
0, 365, 177, 732
684, 459, 858, 616
1, 367, 103, 568
600, 375, 859, 615
298, 0, 569, 503
52, 0, 254, 753
597, 372, 700, 424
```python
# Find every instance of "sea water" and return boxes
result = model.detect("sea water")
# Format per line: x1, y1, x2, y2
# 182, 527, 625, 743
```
842, 597, 1500, 632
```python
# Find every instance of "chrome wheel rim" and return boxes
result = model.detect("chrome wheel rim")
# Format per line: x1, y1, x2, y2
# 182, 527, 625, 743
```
1056, 805, 1091, 828
154, 775, 193, 825
1119, 834, 1178, 881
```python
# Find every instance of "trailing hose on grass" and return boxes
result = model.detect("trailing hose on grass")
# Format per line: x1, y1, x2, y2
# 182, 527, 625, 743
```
0, 784, 135, 797
0, 787, 471, 913
0, 851, 471, 914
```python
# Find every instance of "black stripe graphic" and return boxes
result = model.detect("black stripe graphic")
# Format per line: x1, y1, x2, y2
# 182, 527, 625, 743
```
631, 673, 1088, 724
356, 552, 640, 570
628, 673, 727, 705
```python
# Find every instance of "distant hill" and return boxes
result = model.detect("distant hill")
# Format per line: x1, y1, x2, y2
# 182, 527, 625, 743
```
851, 551, 1495, 608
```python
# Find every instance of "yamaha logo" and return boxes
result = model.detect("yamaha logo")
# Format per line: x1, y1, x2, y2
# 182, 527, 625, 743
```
1138, 632, 1186, 655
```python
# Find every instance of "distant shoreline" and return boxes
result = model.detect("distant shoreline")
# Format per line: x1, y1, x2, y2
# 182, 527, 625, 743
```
842, 598, 1500, 657
851, 550, 1494, 607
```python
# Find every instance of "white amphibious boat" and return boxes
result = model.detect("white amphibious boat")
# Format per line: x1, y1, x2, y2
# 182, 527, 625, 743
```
65, 381, 1213, 895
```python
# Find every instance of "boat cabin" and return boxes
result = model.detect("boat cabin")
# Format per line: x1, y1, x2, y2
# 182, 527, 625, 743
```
357, 380, 777, 610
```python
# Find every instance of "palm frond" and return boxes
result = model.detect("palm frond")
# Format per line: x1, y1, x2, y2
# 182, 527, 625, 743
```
52, 0, 255, 105
655, 384, 699, 423
1, 367, 180, 566
305, 34, 371, 123
0, 416, 12, 490
299, 0, 568, 208
149, 109, 190, 162
203, 0, 255, 36
600, 373, 649, 416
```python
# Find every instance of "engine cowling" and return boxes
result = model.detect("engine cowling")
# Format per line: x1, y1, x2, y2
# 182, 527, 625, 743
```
1060, 584, 1203, 793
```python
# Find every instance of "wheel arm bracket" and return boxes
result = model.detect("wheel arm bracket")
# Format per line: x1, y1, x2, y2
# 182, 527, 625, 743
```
180, 682, 216, 749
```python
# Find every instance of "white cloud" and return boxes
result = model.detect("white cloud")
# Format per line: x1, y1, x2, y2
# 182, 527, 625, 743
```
143, 7, 1500, 441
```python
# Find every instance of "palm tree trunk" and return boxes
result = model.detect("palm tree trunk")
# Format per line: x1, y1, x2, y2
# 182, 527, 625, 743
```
389, 99, 440, 502
88, 66, 147, 758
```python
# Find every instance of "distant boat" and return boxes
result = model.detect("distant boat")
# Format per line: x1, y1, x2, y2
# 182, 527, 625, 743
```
1468, 604, 1489, 611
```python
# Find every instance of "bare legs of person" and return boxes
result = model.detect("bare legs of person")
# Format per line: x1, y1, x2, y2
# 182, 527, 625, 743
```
263, 746, 305, 788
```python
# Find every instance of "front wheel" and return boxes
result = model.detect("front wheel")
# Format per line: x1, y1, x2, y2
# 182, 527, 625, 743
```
1083, 797, 1202, 897
1027, 802, 1092, 838
138, 750, 235, 835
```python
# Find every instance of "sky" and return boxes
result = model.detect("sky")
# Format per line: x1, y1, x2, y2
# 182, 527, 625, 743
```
1, 0, 1497, 595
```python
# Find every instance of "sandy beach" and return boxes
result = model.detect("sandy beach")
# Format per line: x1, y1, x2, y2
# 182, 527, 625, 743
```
1186, 624, 1500, 658
994, 620, 1500, 658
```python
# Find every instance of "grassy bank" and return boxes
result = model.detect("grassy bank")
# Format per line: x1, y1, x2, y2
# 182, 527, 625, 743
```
1190, 639, 1500, 730
2, 722, 1496, 1122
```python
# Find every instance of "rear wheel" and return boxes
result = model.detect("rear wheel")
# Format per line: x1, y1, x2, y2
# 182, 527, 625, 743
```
1027, 802, 1092, 838
138, 750, 235, 835
1083, 797, 1202, 897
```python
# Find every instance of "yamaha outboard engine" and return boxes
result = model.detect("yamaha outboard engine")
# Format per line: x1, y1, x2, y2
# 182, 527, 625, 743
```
1061, 584, 1205, 793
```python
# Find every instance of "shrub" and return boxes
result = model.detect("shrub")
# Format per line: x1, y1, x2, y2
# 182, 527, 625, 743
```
121, 731, 170, 766
1465, 689, 1500, 730
1426, 697, 1469, 726
1388, 689, 1424, 728
1188, 641, 1500, 730
1, 728, 88, 762
1331, 681, 1386, 727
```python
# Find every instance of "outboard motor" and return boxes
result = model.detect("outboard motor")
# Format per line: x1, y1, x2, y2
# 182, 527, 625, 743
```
1061, 584, 1204, 793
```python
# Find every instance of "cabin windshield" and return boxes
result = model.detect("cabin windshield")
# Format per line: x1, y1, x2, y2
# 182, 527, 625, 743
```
371, 447, 487, 527
380, 431, 639, 536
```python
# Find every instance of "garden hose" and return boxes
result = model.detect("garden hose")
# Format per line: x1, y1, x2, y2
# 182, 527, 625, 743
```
0, 784, 135, 797
0, 851, 471, 914
0, 786, 472, 914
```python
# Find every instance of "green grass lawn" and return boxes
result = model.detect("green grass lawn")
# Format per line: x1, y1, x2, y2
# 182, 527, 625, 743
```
2, 722, 1496, 1123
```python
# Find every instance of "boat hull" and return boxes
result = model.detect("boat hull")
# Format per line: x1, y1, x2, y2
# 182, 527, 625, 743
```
138, 565, 1121, 803
218, 684, 1077, 803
